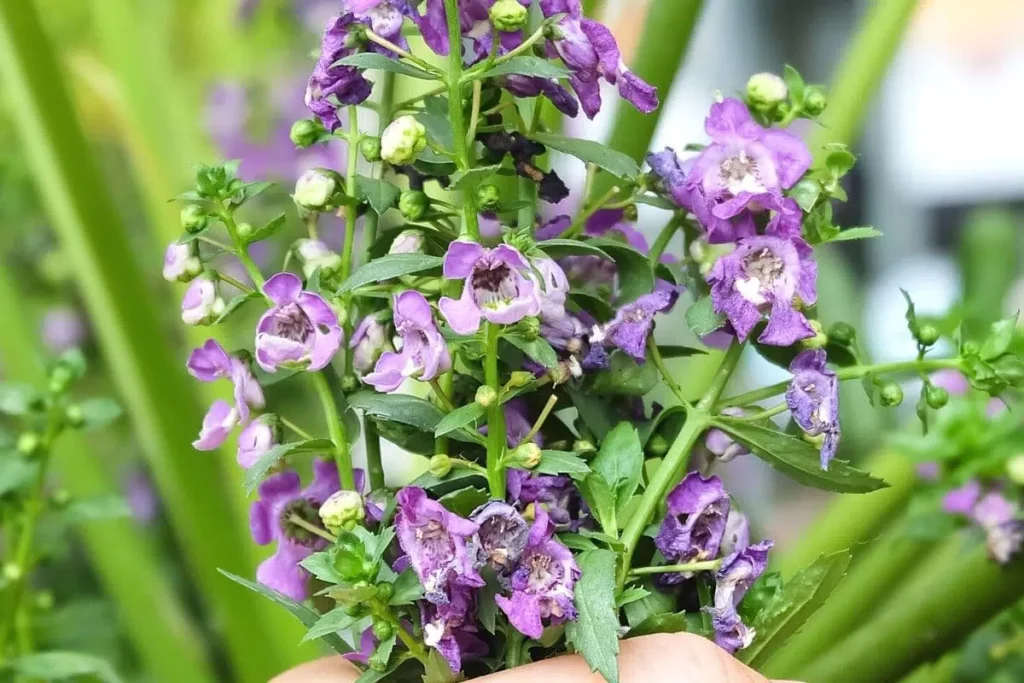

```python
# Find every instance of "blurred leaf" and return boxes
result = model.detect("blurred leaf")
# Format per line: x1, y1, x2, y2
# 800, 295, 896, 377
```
0, 383, 41, 416
75, 398, 123, 430
591, 351, 659, 397
788, 179, 821, 213
4, 651, 123, 683
981, 313, 1020, 361
566, 549, 621, 683
246, 212, 287, 244
587, 238, 655, 304
335, 53, 437, 80
349, 392, 444, 432
825, 227, 881, 243
389, 569, 425, 606
300, 607, 358, 643
0, 458, 38, 496
337, 254, 443, 293
783, 64, 807, 101
531, 132, 639, 179
64, 495, 132, 523
658, 345, 706, 359
214, 290, 261, 324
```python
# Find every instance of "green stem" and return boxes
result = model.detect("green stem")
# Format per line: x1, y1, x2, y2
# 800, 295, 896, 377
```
717, 357, 961, 409
220, 205, 265, 290
484, 323, 507, 499
618, 340, 745, 589
518, 176, 537, 233
648, 337, 687, 404
519, 395, 558, 447
505, 630, 525, 669
648, 215, 683, 265
364, 30, 441, 75
630, 559, 722, 576
312, 370, 356, 491
216, 270, 253, 293
280, 416, 315, 441
443, 0, 480, 239
287, 514, 337, 544
696, 576, 714, 634
472, 22, 549, 75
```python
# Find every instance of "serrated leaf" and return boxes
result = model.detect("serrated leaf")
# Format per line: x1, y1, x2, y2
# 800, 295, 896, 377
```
981, 313, 1019, 361
0, 458, 37, 496
434, 403, 486, 437
531, 132, 639, 179
300, 606, 359, 643
476, 56, 570, 80
243, 439, 335, 494
505, 334, 559, 369
214, 290, 261, 324
75, 397, 122, 430
247, 212, 287, 243
616, 586, 650, 608
0, 383, 41, 415
532, 450, 591, 479
354, 176, 402, 216
218, 570, 350, 653
579, 473, 617, 536
825, 227, 882, 243
369, 633, 397, 670
64, 495, 132, 522
337, 254, 443, 293
591, 423, 642, 514
334, 53, 437, 80
348, 391, 444, 432
714, 419, 887, 494
448, 164, 503, 191
566, 549, 620, 683
740, 550, 852, 667
389, 568, 425, 606
825, 148, 856, 178
686, 296, 725, 337
299, 551, 343, 583
788, 178, 821, 212
5, 651, 123, 683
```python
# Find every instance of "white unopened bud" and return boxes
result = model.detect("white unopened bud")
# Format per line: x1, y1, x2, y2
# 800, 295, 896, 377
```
746, 72, 788, 111
319, 490, 366, 534
389, 229, 426, 255
381, 115, 427, 166
475, 385, 498, 408
181, 275, 225, 326
295, 239, 343, 278
293, 169, 338, 210
163, 242, 202, 282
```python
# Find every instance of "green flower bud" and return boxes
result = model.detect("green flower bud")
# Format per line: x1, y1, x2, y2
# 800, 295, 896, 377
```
17, 432, 41, 457
180, 204, 208, 234
3, 563, 22, 582
360, 137, 382, 162
879, 382, 904, 408
375, 582, 394, 602
489, 0, 528, 32
916, 324, 940, 347
293, 169, 339, 210
1007, 455, 1024, 486
746, 72, 788, 112
622, 203, 639, 222
507, 371, 534, 389
803, 86, 828, 116
647, 434, 669, 456
389, 229, 426, 255
512, 442, 542, 469
64, 403, 85, 429
428, 454, 453, 478
925, 385, 949, 410
343, 604, 364, 618
49, 364, 76, 395
381, 115, 427, 166
518, 316, 541, 342
962, 340, 981, 357
573, 439, 596, 457
399, 190, 430, 221
828, 322, 857, 347
340, 374, 359, 393
475, 183, 502, 212
475, 385, 498, 408
34, 591, 54, 611
295, 238, 344, 279
319, 490, 366, 534
290, 118, 322, 148
50, 489, 71, 509
800, 320, 828, 349
236, 222, 254, 241
372, 620, 395, 641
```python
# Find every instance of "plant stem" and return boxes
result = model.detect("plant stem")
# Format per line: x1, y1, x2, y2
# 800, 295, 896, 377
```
520, 395, 558, 447
216, 270, 253, 293
618, 340, 745, 589
630, 559, 722, 576
364, 30, 440, 74
429, 378, 456, 412
312, 370, 356, 490
280, 416, 315, 441
220, 204, 265, 290
442, 0, 480, 239
287, 514, 337, 544
648, 337, 688, 405
696, 575, 714, 634
648, 214, 683, 265
717, 357, 961, 409
484, 322, 507, 499
505, 630, 525, 669
517, 177, 537, 233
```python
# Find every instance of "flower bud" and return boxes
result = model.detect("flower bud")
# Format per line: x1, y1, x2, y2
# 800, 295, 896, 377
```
916, 324, 940, 347
511, 442, 542, 469
879, 382, 904, 408
800, 320, 828, 349
181, 275, 225, 326
428, 454, 453, 478
475, 184, 502, 212
622, 203, 639, 222
389, 229, 426, 255
380, 115, 427, 165
17, 432, 41, 457
351, 316, 393, 375
399, 190, 430, 221
48, 364, 76, 395
517, 316, 541, 342
475, 385, 498, 408
376, 582, 394, 602
746, 73, 788, 111
372, 620, 395, 641
319, 490, 366, 534
180, 204, 208, 234
340, 374, 359, 393
925, 385, 949, 410
647, 434, 668, 456
293, 169, 339, 210
290, 118, 322, 148
236, 222, 254, 241
507, 371, 533, 389
64, 403, 85, 429
828, 322, 857, 347
50, 489, 71, 508
163, 242, 203, 283
489, 0, 528, 32
1007, 455, 1024, 486
573, 439, 596, 457
803, 86, 828, 116
360, 137, 382, 162
294, 238, 343, 279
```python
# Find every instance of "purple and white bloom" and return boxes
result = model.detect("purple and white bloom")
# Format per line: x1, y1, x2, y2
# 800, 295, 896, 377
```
344, 0, 410, 47
163, 242, 202, 282
646, 148, 704, 217
655, 472, 730, 582
187, 339, 266, 450
237, 415, 280, 469
943, 482, 1023, 564
411, 0, 528, 62
305, 14, 374, 131
364, 291, 451, 392
590, 282, 680, 364
249, 459, 341, 601
495, 507, 580, 639
709, 540, 773, 653
942, 480, 981, 515
707, 234, 817, 346
721, 510, 751, 557
255, 272, 343, 373
439, 242, 541, 335
705, 408, 752, 463
181, 275, 226, 326
685, 98, 811, 239
395, 487, 484, 604
41, 306, 88, 354
421, 586, 487, 673
350, 315, 393, 375
469, 501, 530, 574
785, 350, 840, 468
389, 229, 426, 255
193, 400, 241, 450
294, 238, 343, 279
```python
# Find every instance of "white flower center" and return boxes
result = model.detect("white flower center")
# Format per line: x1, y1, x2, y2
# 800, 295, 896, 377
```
720, 151, 765, 195
735, 248, 785, 305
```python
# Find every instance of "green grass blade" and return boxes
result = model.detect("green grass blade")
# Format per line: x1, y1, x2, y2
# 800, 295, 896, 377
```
0, 3, 286, 680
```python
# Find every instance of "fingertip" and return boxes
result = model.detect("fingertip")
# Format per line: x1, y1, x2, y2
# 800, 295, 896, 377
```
270, 656, 361, 683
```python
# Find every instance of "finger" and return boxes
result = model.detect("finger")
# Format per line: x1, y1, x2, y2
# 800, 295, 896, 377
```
269, 656, 360, 683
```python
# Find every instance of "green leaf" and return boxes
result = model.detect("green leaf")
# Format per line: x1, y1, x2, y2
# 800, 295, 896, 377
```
438, 486, 490, 517
657, 345, 707, 359
448, 164, 503, 191
434, 403, 486, 437
411, 468, 486, 496
686, 296, 725, 337
300, 607, 358, 643
900, 288, 919, 334
715, 419, 887, 494
579, 473, 617, 536
299, 551, 343, 583
782, 64, 806, 101
334, 53, 437, 80
587, 238, 655, 304
623, 584, 676, 629
981, 313, 1020, 361
348, 392, 444, 432
537, 239, 609, 260
214, 290, 261, 324
0, 458, 38, 496
566, 549, 621, 683
533, 450, 591, 479
739, 550, 852, 668
505, 334, 559, 369
5, 651, 123, 683
628, 611, 690, 638
337, 254, 443, 293
247, 212, 287, 243
64, 495, 132, 523
219, 570, 350, 654
825, 227, 882, 243
369, 633, 397, 670
531, 132, 640, 179
75, 398, 123, 430
243, 439, 335, 494
825, 147, 857, 178
475, 56, 571, 80
389, 568, 425, 606
590, 423, 643, 514
788, 179, 821, 213
0, 383, 41, 415
616, 586, 651, 608
591, 351, 659, 397
354, 176, 402, 216
567, 388, 617, 440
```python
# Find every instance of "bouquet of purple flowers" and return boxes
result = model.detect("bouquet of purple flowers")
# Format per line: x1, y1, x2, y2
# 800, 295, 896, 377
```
160, 1, 1024, 681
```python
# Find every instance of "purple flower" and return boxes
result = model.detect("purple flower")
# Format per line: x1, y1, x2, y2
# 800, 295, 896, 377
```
41, 306, 88, 354
590, 281, 680, 364
943, 482, 1022, 564
705, 408, 752, 463
439, 242, 541, 335
305, 14, 374, 131
647, 149, 702, 214
343, 629, 377, 667
411, 0, 529, 61
350, 315, 393, 375
916, 461, 941, 482
507, 469, 589, 532
469, 501, 530, 574
421, 586, 487, 673
395, 487, 484, 604
255, 272, 343, 373
655, 472, 730, 583
163, 242, 202, 282
785, 350, 840, 468
503, 75, 579, 118
708, 234, 817, 346
721, 510, 751, 556
942, 480, 981, 515
123, 468, 159, 524
187, 339, 266, 450
181, 276, 225, 326
237, 415, 280, 469
249, 459, 341, 600
686, 98, 811, 239
345, 0, 410, 48
709, 540, 773, 653
496, 507, 580, 639
364, 291, 451, 392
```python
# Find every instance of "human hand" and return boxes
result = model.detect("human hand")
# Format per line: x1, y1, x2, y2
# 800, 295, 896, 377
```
271, 633, 802, 683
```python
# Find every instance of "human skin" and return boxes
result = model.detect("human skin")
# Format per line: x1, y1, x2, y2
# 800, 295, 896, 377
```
271, 633, 801, 683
